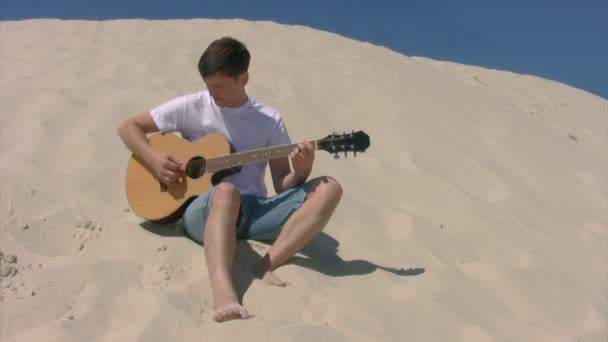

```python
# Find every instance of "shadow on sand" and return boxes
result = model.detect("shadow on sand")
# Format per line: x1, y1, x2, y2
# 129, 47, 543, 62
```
140, 222, 425, 301
248, 232, 426, 278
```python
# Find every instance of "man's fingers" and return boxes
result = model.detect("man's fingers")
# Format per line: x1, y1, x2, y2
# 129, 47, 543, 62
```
167, 155, 183, 168
162, 156, 182, 172
291, 143, 315, 163
162, 169, 179, 180
297, 142, 314, 156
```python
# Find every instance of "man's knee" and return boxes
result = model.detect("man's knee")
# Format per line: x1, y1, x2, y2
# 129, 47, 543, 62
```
307, 176, 343, 203
212, 182, 241, 208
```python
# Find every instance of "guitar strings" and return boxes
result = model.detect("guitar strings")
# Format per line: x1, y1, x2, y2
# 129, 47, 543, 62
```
173, 138, 352, 171
180, 142, 306, 170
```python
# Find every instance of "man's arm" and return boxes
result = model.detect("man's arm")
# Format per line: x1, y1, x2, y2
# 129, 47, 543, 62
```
269, 142, 314, 194
117, 112, 159, 164
117, 112, 182, 184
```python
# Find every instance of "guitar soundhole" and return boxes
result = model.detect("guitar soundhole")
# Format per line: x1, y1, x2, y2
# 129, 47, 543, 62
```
186, 156, 206, 179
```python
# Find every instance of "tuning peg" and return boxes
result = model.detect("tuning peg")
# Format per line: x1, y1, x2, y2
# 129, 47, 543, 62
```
354, 151, 357, 158
344, 150, 347, 158
334, 152, 340, 159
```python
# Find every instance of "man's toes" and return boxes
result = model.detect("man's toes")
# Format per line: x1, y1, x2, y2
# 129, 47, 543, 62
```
212, 304, 249, 322
261, 271, 290, 287
237, 306, 249, 319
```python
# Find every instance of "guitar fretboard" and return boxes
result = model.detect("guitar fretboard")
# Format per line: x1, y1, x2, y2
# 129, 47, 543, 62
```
206, 141, 317, 172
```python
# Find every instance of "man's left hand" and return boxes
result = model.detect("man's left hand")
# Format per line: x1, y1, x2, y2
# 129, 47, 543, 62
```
290, 141, 314, 182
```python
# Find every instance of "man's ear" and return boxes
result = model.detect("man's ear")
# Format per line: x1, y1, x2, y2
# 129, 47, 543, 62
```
239, 72, 249, 87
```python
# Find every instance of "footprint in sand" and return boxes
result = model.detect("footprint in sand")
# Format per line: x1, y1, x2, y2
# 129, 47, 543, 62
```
0, 251, 28, 302
143, 245, 189, 289
466, 74, 489, 88
520, 103, 549, 118
73, 220, 103, 253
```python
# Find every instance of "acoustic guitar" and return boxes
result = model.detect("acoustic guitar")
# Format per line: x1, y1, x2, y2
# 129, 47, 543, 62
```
125, 130, 370, 223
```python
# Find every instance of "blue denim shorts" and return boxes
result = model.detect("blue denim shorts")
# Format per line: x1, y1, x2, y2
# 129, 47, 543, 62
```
181, 182, 312, 244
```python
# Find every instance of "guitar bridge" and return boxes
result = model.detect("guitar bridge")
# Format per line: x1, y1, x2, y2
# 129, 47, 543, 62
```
159, 181, 167, 192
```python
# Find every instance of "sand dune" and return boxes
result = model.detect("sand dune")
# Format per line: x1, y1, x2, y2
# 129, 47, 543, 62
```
0, 19, 606, 341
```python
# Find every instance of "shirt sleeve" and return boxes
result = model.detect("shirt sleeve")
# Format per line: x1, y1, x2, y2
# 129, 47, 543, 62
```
267, 115, 291, 147
149, 96, 186, 133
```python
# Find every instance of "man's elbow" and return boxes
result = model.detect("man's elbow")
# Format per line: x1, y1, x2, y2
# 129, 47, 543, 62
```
117, 120, 131, 140
273, 182, 284, 195
117, 121, 125, 136
273, 176, 289, 194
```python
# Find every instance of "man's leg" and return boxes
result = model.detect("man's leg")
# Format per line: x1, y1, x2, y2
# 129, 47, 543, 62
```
203, 182, 249, 322
255, 176, 343, 285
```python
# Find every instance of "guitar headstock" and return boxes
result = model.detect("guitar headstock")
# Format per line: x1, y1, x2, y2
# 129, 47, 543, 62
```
317, 130, 370, 158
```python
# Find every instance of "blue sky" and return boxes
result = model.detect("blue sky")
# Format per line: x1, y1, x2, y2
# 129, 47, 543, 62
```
2, 0, 606, 99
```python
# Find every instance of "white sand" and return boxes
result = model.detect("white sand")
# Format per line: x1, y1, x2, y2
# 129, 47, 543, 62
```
0, 19, 606, 341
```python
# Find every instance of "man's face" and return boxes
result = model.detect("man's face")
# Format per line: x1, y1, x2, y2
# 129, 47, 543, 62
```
204, 72, 248, 108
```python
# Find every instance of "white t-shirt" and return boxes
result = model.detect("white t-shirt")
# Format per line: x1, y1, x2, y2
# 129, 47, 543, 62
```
150, 90, 291, 197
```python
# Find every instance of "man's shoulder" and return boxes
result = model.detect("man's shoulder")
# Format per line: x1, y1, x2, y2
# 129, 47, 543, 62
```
180, 90, 208, 103
249, 98, 282, 121
174, 90, 211, 113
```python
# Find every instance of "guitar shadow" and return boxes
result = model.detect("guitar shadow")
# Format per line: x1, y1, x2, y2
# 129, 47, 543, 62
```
139, 221, 185, 238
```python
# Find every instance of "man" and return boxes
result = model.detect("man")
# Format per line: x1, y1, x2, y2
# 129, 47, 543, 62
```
117, 37, 342, 322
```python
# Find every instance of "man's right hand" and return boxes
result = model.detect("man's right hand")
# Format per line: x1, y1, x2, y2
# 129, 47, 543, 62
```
150, 153, 183, 185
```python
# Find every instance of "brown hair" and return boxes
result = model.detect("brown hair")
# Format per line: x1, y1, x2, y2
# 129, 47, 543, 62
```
198, 37, 250, 79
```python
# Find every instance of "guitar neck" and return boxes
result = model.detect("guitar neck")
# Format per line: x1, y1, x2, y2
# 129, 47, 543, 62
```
206, 140, 318, 172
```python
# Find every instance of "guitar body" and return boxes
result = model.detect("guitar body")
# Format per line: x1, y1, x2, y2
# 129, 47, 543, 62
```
125, 133, 235, 224
124, 129, 370, 224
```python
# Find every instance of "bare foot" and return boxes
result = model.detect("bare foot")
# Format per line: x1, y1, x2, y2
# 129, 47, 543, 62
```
260, 269, 290, 287
212, 303, 249, 322
255, 255, 290, 287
